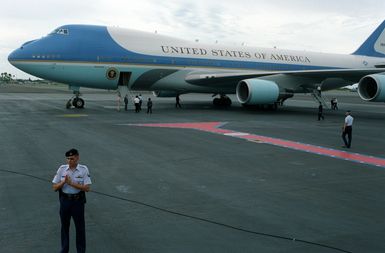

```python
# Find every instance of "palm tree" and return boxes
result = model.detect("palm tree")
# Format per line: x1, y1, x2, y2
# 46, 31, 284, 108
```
0, 72, 14, 82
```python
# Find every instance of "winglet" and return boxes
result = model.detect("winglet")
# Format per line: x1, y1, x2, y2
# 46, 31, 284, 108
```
353, 20, 385, 57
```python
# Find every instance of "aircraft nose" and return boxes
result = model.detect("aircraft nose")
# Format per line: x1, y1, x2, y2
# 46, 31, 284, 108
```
8, 49, 21, 68
8, 39, 38, 65
8, 49, 18, 64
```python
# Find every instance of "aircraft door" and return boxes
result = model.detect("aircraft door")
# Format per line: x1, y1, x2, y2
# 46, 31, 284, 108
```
118, 72, 132, 87
117, 72, 132, 98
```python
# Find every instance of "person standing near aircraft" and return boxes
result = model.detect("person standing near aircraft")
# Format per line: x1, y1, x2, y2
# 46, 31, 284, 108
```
124, 95, 129, 111
330, 98, 335, 110
342, 111, 354, 148
147, 98, 153, 114
134, 96, 140, 113
138, 94, 143, 111
116, 92, 121, 111
334, 98, 338, 110
318, 103, 324, 121
175, 95, 181, 108
52, 148, 92, 253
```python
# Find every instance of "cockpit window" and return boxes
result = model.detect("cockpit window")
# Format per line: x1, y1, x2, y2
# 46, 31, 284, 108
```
49, 28, 69, 35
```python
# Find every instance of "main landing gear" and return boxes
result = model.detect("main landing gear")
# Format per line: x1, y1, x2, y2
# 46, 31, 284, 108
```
213, 94, 232, 106
66, 91, 85, 109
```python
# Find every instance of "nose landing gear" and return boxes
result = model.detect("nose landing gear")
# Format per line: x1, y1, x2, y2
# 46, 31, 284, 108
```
66, 89, 85, 109
72, 97, 85, 108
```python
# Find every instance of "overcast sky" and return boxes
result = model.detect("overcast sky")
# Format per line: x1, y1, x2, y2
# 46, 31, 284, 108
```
1, 0, 384, 79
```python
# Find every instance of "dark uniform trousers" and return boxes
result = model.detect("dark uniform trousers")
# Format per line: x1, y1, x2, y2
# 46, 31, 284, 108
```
60, 196, 86, 253
342, 126, 352, 148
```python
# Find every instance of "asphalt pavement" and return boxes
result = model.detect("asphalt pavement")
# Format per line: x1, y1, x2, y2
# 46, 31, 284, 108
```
1, 85, 385, 253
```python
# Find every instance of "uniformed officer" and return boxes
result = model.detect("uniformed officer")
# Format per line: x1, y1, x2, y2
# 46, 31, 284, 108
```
342, 111, 354, 148
52, 148, 92, 253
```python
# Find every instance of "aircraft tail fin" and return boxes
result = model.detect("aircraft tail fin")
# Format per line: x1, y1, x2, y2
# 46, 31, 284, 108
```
353, 20, 385, 57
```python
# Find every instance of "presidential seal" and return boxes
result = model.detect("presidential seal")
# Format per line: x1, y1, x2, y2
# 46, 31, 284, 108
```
106, 68, 118, 80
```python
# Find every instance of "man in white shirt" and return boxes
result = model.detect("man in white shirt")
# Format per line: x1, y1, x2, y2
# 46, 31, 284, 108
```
52, 148, 91, 253
342, 111, 354, 148
134, 96, 140, 113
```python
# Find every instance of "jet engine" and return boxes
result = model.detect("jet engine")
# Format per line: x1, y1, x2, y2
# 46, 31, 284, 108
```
358, 74, 385, 102
236, 79, 279, 105
152, 91, 178, 97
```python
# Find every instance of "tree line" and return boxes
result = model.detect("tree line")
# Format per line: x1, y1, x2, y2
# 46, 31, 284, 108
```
0, 72, 15, 82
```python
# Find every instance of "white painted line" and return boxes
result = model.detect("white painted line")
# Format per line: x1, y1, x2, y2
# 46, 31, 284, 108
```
224, 132, 249, 136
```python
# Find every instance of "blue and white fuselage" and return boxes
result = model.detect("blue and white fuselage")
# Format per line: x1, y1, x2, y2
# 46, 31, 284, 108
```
8, 21, 385, 108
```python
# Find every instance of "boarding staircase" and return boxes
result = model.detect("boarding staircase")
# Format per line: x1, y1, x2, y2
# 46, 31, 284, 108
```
311, 90, 329, 109
118, 85, 135, 101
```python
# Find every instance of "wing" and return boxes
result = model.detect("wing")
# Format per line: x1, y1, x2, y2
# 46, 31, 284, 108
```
185, 68, 385, 91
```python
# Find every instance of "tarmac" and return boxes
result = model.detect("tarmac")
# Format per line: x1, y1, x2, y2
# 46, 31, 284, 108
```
1, 84, 385, 253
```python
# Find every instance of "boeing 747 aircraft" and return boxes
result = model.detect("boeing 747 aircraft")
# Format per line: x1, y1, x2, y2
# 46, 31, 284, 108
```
8, 20, 385, 108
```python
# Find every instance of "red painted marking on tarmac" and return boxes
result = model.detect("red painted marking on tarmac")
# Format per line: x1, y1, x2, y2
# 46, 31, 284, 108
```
132, 122, 233, 134
129, 122, 385, 168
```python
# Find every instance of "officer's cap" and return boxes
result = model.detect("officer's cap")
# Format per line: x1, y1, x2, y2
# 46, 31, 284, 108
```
65, 148, 79, 157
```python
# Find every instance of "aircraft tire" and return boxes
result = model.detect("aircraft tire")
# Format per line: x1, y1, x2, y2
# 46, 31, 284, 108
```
72, 98, 85, 109
66, 99, 72, 109
213, 97, 232, 106
224, 97, 232, 106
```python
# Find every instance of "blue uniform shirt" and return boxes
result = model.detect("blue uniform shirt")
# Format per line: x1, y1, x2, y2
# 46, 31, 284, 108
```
52, 164, 92, 194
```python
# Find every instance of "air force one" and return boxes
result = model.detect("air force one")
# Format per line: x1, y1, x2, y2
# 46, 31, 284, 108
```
8, 20, 385, 109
